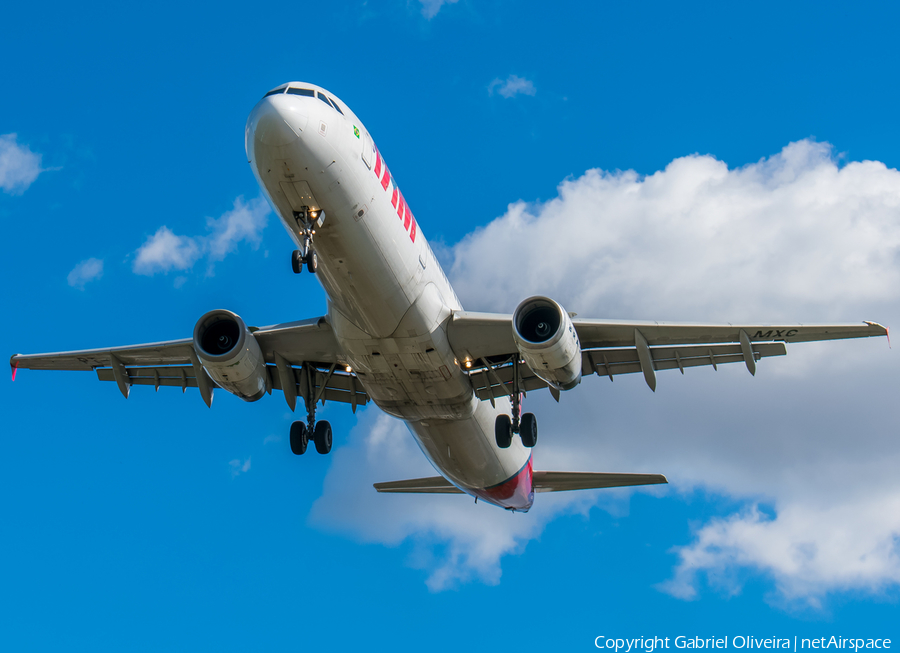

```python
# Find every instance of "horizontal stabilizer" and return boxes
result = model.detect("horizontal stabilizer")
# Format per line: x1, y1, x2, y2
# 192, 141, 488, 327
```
373, 471, 668, 494
532, 471, 667, 492
374, 476, 464, 494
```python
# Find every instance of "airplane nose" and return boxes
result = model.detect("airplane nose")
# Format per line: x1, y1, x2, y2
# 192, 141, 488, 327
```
246, 95, 309, 154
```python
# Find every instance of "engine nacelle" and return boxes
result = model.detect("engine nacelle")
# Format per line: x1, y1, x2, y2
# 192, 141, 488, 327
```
193, 309, 269, 402
512, 296, 582, 391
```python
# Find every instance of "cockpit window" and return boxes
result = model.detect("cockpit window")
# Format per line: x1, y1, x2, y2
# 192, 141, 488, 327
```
327, 97, 345, 115
287, 87, 315, 97
264, 87, 286, 97
317, 92, 333, 107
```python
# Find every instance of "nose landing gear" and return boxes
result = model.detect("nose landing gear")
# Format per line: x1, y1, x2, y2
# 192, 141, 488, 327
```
290, 207, 324, 275
291, 247, 318, 274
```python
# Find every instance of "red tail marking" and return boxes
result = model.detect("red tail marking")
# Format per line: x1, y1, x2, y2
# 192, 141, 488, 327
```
391, 187, 398, 209
381, 166, 391, 191
374, 150, 382, 178
409, 217, 417, 243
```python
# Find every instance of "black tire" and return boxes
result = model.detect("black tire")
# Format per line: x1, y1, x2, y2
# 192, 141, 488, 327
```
290, 421, 308, 455
520, 413, 538, 448
495, 414, 512, 449
314, 420, 333, 454
291, 250, 303, 274
306, 249, 318, 274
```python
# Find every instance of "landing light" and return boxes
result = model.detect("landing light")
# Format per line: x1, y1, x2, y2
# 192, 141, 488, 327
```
464, 360, 472, 368
345, 365, 352, 373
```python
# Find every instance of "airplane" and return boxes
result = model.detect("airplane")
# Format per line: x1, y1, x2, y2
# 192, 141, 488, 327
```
10, 82, 889, 513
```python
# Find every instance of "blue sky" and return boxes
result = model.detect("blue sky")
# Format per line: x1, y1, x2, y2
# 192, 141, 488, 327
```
2, 1, 899, 650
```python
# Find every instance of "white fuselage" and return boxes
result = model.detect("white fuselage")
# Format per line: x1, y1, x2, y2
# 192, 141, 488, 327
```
246, 83, 533, 511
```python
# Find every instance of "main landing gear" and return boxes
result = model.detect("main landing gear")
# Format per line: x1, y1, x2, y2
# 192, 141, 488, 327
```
495, 410, 538, 449
289, 367, 332, 455
494, 358, 538, 449
290, 419, 332, 455
290, 207, 323, 275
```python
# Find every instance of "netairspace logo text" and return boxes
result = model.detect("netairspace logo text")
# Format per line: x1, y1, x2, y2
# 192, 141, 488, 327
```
595, 637, 893, 653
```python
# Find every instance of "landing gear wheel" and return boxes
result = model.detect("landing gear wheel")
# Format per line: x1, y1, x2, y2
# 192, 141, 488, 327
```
291, 250, 303, 274
314, 420, 332, 454
520, 413, 538, 448
290, 421, 308, 455
306, 249, 318, 274
495, 414, 512, 449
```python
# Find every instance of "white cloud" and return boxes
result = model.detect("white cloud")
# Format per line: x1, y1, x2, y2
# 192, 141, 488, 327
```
67, 258, 104, 289
658, 496, 900, 607
0, 133, 47, 195
133, 226, 201, 275
132, 196, 269, 276
489, 75, 537, 99
310, 411, 602, 591
312, 139, 900, 604
418, 0, 458, 19
229, 457, 251, 478
206, 196, 270, 261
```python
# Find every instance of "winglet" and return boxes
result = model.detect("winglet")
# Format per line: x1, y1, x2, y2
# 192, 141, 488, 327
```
864, 321, 890, 348
11, 360, 18, 382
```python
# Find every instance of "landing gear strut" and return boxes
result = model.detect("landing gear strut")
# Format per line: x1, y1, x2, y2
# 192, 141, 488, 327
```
290, 207, 323, 274
289, 363, 333, 455
493, 358, 538, 449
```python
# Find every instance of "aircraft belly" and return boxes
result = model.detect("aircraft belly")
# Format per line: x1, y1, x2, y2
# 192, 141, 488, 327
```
407, 399, 531, 493
332, 283, 476, 420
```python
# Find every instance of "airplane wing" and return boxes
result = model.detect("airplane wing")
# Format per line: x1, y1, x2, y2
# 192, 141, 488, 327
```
447, 311, 888, 397
10, 316, 368, 409
373, 471, 668, 494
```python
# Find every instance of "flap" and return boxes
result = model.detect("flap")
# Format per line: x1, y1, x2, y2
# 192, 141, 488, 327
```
93, 362, 369, 408
96, 365, 205, 389
584, 342, 786, 380
268, 363, 369, 408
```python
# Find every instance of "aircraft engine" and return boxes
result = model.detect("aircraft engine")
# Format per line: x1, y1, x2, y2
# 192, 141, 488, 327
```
512, 296, 582, 391
193, 309, 269, 402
